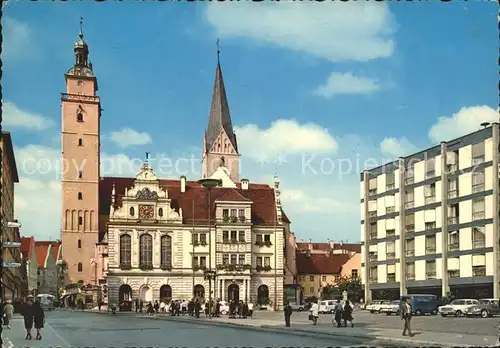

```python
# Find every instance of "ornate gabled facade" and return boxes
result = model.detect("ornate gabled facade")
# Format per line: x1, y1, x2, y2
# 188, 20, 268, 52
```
105, 160, 290, 310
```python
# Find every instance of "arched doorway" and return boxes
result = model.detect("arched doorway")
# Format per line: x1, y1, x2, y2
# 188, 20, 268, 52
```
193, 284, 205, 299
118, 284, 133, 311
159, 285, 172, 302
228, 283, 240, 303
257, 285, 269, 306
140, 286, 152, 302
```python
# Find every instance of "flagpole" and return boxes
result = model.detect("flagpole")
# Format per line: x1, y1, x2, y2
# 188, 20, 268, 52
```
192, 200, 195, 298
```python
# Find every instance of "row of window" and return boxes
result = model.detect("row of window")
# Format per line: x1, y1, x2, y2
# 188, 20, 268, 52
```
301, 270, 359, 283
193, 254, 270, 267
368, 226, 486, 260
368, 144, 486, 195
369, 263, 486, 283
119, 234, 172, 266
369, 199, 487, 238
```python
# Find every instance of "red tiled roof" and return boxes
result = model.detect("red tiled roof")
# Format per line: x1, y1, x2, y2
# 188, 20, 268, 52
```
215, 189, 252, 202
34, 241, 61, 268
296, 242, 361, 253
21, 237, 34, 260
296, 252, 350, 275
99, 177, 290, 227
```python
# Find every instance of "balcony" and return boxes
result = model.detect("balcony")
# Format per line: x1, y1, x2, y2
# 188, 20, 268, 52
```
369, 232, 378, 240
448, 242, 459, 251
160, 264, 172, 271
255, 240, 273, 247
119, 263, 132, 271
192, 240, 208, 247
472, 184, 484, 193
425, 246, 436, 254
405, 249, 414, 257
369, 277, 378, 283
368, 211, 377, 218
386, 252, 396, 259
405, 202, 414, 209
448, 270, 460, 278
387, 274, 396, 283
405, 224, 415, 233
472, 239, 485, 248
425, 196, 435, 204
472, 266, 486, 277
218, 216, 249, 224
369, 254, 378, 261
426, 171, 435, 179
406, 273, 415, 280
447, 164, 458, 173
193, 265, 207, 272
386, 183, 395, 191
216, 264, 252, 273
472, 212, 485, 221
386, 206, 396, 214
426, 271, 436, 279
369, 189, 377, 196
448, 217, 458, 225
448, 190, 458, 199
472, 156, 485, 165
405, 177, 414, 185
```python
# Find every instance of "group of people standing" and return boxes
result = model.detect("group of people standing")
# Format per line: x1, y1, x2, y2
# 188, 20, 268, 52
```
2, 295, 45, 340
283, 299, 354, 328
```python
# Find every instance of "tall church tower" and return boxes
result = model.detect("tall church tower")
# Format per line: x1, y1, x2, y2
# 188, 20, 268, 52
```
60, 19, 101, 284
202, 44, 240, 182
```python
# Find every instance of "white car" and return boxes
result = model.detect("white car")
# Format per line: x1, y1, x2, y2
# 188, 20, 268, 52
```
439, 299, 479, 317
319, 300, 336, 314
380, 300, 401, 315
366, 300, 390, 313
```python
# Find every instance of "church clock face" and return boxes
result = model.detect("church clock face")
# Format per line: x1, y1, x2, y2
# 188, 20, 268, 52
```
139, 205, 154, 219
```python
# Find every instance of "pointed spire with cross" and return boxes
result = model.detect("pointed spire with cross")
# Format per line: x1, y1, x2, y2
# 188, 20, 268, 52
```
79, 16, 84, 39
216, 38, 220, 63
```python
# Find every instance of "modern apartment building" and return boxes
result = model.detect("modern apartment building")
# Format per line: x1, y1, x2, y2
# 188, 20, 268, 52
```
360, 123, 499, 301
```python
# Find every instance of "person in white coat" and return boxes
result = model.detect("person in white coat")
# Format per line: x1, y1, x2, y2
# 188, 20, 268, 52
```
309, 302, 319, 325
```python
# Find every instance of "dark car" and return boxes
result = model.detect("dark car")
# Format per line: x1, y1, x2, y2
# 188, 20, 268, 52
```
465, 299, 500, 318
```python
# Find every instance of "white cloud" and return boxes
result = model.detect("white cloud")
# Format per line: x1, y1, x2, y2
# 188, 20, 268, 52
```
313, 72, 381, 98
15, 177, 61, 241
235, 119, 337, 160
283, 188, 358, 214
205, 2, 395, 62
109, 128, 152, 148
428, 105, 499, 143
380, 137, 418, 158
2, 17, 31, 62
3, 102, 54, 130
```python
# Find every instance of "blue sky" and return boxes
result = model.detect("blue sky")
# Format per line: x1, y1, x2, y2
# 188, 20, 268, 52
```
3, 1, 498, 242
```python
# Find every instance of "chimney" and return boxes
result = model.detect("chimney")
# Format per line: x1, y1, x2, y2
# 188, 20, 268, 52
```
308, 238, 312, 251
180, 175, 186, 193
241, 178, 249, 190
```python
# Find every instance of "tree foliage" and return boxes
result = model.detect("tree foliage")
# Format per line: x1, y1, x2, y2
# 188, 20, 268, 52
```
321, 275, 363, 301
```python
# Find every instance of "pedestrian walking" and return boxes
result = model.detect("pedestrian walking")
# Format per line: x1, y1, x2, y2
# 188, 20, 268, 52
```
33, 300, 45, 340
401, 298, 414, 337
3, 300, 14, 329
21, 296, 35, 340
309, 302, 319, 325
284, 302, 292, 327
342, 300, 354, 328
248, 302, 254, 318
333, 300, 343, 327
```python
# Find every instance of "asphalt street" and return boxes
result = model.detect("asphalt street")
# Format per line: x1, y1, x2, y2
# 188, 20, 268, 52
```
4, 310, 426, 347
288, 310, 498, 336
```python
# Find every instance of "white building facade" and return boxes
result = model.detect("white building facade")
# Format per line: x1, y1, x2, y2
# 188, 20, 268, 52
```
106, 160, 287, 310
360, 123, 499, 301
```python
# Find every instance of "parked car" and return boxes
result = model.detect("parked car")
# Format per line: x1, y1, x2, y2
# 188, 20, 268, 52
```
465, 299, 500, 318
380, 300, 401, 316
289, 303, 305, 311
319, 300, 336, 314
439, 299, 479, 317
366, 300, 389, 313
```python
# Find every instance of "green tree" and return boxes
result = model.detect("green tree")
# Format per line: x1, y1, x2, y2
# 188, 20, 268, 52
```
321, 284, 340, 300
335, 275, 362, 301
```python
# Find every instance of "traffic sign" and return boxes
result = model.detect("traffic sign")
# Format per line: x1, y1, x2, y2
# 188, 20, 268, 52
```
2, 262, 21, 268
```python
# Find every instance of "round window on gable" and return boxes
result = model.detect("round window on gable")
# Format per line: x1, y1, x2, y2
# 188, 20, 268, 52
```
130, 207, 135, 216
158, 208, 163, 217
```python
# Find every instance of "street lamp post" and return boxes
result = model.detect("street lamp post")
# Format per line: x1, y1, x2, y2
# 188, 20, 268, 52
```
197, 178, 221, 319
